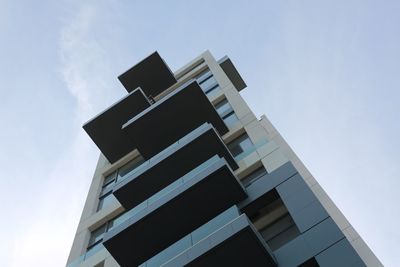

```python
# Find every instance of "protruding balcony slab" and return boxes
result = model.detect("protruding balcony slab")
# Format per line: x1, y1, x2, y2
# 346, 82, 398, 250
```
218, 56, 247, 91
122, 80, 229, 159
163, 214, 276, 267
113, 123, 238, 210
103, 157, 246, 267
83, 88, 151, 163
118, 51, 177, 97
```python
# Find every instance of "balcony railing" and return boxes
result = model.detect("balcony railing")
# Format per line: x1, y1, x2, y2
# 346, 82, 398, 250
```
103, 156, 246, 266
113, 123, 238, 210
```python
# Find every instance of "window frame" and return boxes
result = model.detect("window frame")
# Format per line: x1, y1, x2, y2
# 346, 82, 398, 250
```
242, 165, 268, 187
227, 132, 254, 158
97, 156, 144, 211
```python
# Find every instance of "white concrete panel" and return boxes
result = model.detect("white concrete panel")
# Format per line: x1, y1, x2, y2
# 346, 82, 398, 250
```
261, 149, 289, 173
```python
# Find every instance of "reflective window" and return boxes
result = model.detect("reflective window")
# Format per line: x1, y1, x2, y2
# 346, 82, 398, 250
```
259, 214, 299, 250
97, 156, 144, 211
242, 165, 267, 187
228, 133, 253, 158
97, 192, 115, 211
101, 172, 117, 194
87, 212, 127, 251
215, 99, 239, 126
223, 112, 239, 126
196, 69, 211, 81
249, 190, 300, 251
199, 75, 217, 90
215, 99, 231, 115
117, 156, 145, 181
196, 69, 221, 96
88, 224, 107, 249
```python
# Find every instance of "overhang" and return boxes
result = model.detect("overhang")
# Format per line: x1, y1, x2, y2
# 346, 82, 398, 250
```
163, 214, 276, 267
118, 51, 177, 97
122, 80, 229, 159
103, 157, 246, 267
82, 88, 151, 163
114, 123, 238, 210
218, 56, 247, 91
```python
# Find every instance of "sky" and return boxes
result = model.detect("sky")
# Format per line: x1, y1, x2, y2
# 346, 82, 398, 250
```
0, 0, 399, 266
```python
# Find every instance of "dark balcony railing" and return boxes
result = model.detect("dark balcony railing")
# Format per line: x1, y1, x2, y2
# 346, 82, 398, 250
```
113, 123, 238, 210
122, 80, 228, 159
139, 206, 240, 267
103, 156, 246, 266
161, 208, 276, 267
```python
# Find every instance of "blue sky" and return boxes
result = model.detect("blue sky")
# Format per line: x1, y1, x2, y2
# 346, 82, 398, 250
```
0, 0, 399, 266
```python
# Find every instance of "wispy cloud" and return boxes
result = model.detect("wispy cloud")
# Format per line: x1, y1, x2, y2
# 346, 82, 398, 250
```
8, 3, 117, 266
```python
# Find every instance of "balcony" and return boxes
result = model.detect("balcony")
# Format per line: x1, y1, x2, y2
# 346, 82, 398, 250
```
122, 80, 228, 159
218, 56, 247, 91
113, 123, 238, 210
163, 213, 276, 267
118, 51, 177, 97
103, 156, 246, 266
83, 88, 151, 163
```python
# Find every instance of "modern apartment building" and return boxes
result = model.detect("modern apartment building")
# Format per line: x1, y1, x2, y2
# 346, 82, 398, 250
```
66, 51, 382, 267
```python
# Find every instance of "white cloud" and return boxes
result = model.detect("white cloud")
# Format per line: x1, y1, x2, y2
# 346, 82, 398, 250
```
8, 3, 117, 266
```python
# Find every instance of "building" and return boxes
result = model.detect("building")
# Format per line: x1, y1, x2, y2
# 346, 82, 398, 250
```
66, 51, 382, 267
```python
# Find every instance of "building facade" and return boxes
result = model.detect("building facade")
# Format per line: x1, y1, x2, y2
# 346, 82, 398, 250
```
67, 51, 382, 267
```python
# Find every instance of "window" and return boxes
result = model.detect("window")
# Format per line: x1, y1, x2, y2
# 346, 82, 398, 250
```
259, 213, 300, 250
196, 69, 212, 81
87, 224, 107, 250
97, 192, 115, 211
196, 69, 221, 96
87, 212, 127, 251
97, 156, 144, 211
175, 59, 205, 80
242, 165, 267, 187
248, 190, 300, 251
227, 133, 253, 158
117, 156, 145, 181
215, 99, 239, 126
101, 172, 117, 194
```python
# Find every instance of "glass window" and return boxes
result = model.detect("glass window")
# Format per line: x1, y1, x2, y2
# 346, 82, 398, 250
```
215, 99, 231, 116
88, 224, 107, 248
117, 156, 145, 181
222, 111, 239, 126
97, 156, 145, 212
249, 191, 300, 251
103, 172, 117, 185
242, 165, 267, 187
195, 69, 211, 82
215, 99, 239, 126
228, 133, 253, 158
196, 69, 220, 96
199, 75, 217, 91
97, 192, 115, 211
259, 214, 299, 250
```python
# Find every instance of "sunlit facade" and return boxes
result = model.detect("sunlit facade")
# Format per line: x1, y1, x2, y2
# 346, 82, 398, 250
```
67, 51, 381, 267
